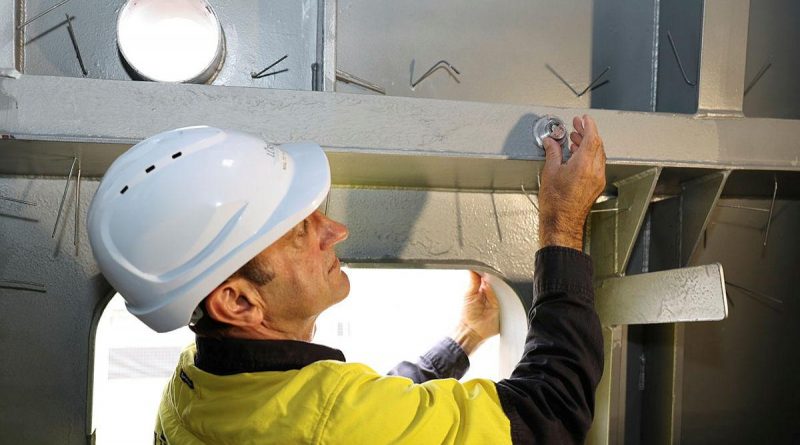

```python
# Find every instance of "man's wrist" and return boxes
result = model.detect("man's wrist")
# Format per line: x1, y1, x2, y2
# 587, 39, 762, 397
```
538, 215, 585, 251
539, 227, 583, 251
451, 323, 484, 356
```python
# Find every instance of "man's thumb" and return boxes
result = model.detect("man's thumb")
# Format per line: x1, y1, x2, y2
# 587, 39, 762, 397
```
466, 271, 481, 294
542, 137, 563, 164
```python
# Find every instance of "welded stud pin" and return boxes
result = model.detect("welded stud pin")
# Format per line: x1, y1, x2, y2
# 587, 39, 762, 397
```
254, 68, 288, 79
74, 161, 81, 255
589, 207, 629, 214
520, 184, 540, 212
411, 60, 461, 89
546, 65, 579, 96
577, 66, 611, 97
546, 64, 611, 97
666, 31, 696, 86
0, 279, 47, 293
251, 54, 289, 79
744, 61, 772, 96
52, 156, 77, 238
16, 0, 75, 29
726, 281, 783, 307
0, 195, 37, 206
716, 175, 778, 250
65, 14, 88, 76
336, 69, 386, 95
490, 192, 503, 242
762, 174, 778, 249
717, 203, 769, 212
521, 182, 624, 216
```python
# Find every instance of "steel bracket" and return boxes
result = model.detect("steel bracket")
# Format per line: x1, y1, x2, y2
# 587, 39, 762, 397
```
589, 167, 661, 279
595, 263, 728, 325
679, 170, 731, 266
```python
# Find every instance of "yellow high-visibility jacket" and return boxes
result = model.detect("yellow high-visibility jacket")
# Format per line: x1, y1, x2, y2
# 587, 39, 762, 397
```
155, 247, 603, 445
155, 345, 511, 445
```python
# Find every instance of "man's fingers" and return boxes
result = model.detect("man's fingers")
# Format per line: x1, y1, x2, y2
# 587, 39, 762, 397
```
573, 116, 585, 135
570, 131, 582, 147
467, 271, 481, 294
582, 114, 598, 137
479, 278, 499, 306
542, 137, 563, 165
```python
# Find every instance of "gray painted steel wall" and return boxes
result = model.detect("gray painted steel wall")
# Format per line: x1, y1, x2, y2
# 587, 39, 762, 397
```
680, 198, 800, 444
336, 0, 596, 107
337, 0, 665, 112
655, 0, 704, 114
20, 0, 320, 90
0, 176, 108, 444
742, 0, 800, 119
590, 0, 660, 112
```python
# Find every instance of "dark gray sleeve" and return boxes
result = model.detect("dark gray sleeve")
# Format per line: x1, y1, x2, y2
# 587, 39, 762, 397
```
495, 246, 604, 445
387, 337, 470, 383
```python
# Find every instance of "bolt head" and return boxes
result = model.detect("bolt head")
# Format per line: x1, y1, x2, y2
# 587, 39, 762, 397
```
547, 121, 566, 140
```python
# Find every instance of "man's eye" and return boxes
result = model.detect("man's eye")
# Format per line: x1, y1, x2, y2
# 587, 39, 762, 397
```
298, 219, 309, 236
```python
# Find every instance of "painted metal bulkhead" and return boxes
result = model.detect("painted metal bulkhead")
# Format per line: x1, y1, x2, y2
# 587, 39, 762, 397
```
0, 0, 798, 444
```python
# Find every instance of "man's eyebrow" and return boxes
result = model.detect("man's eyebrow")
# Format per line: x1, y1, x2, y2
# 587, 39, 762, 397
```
291, 219, 308, 236
278, 220, 304, 242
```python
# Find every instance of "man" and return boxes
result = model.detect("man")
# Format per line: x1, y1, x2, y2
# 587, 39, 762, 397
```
88, 115, 605, 444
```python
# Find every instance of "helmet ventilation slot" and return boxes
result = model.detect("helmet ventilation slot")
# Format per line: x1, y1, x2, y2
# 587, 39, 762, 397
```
120, 153, 183, 195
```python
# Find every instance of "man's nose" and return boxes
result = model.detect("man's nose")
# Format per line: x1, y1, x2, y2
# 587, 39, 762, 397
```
320, 214, 349, 249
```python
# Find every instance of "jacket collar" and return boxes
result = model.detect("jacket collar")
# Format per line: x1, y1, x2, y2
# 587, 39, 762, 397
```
194, 336, 346, 376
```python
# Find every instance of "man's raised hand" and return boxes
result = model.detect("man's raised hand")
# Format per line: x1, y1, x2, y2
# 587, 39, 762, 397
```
538, 114, 607, 251
452, 271, 500, 356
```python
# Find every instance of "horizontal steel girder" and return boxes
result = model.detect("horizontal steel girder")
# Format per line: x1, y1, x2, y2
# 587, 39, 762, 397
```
1, 75, 800, 181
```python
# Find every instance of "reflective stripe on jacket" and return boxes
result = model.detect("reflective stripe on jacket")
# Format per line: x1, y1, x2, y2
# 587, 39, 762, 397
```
156, 346, 512, 444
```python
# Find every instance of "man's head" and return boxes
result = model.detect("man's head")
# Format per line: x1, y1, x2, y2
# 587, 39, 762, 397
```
194, 210, 349, 339
88, 126, 341, 334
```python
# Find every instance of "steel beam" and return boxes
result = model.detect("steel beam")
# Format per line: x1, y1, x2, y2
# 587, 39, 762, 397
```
696, 0, 751, 116
2, 76, 800, 177
587, 325, 628, 445
595, 264, 728, 325
639, 323, 685, 445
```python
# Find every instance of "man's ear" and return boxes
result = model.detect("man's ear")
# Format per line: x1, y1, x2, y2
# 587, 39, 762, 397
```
204, 278, 264, 328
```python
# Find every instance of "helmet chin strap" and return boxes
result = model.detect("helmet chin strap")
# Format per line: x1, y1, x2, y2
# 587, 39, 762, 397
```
189, 305, 204, 325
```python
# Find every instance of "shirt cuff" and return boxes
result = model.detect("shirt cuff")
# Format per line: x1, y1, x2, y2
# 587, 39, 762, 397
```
534, 246, 594, 300
428, 337, 471, 380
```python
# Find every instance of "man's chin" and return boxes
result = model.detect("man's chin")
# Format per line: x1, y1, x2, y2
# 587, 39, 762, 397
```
336, 271, 350, 301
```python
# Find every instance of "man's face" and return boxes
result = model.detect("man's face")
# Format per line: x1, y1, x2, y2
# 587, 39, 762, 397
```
256, 210, 350, 321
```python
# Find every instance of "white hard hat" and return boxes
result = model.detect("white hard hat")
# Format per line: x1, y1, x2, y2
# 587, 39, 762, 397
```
88, 126, 330, 332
